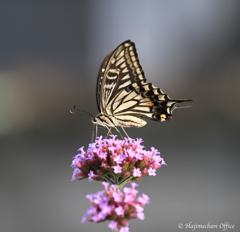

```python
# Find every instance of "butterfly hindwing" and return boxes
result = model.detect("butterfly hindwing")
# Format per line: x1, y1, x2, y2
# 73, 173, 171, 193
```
108, 80, 185, 124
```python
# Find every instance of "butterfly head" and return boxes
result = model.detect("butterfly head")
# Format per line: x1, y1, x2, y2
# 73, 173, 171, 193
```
91, 115, 108, 128
91, 116, 99, 124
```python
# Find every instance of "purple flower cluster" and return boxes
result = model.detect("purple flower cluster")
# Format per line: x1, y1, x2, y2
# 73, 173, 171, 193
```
82, 182, 149, 232
71, 135, 166, 183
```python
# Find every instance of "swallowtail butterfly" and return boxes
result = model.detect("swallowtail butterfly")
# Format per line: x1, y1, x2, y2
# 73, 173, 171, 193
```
91, 40, 191, 138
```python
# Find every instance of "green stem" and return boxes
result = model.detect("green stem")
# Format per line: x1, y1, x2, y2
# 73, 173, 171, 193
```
103, 175, 115, 184
117, 176, 133, 190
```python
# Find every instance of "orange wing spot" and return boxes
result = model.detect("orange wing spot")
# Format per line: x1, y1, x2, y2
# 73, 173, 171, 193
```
145, 98, 154, 106
160, 114, 166, 121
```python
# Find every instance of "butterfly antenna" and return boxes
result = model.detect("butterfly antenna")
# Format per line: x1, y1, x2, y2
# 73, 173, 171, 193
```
70, 105, 94, 117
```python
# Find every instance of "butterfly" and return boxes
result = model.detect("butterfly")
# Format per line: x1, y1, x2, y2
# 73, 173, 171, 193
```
89, 40, 192, 139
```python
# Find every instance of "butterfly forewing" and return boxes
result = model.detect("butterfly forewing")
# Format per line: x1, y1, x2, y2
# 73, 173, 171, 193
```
96, 52, 113, 113
97, 40, 146, 114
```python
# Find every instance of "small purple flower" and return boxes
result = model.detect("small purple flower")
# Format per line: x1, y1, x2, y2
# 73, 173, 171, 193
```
135, 152, 143, 160
102, 181, 109, 189
131, 182, 138, 188
114, 153, 126, 164
138, 193, 150, 205
160, 158, 167, 166
92, 213, 101, 222
137, 212, 145, 220
120, 226, 130, 232
115, 205, 125, 216
128, 149, 136, 158
108, 220, 118, 230
99, 151, 107, 159
77, 146, 85, 153
113, 165, 122, 174
131, 188, 139, 196
124, 194, 134, 202
148, 167, 156, 176
81, 216, 86, 224
98, 211, 107, 220
108, 146, 116, 154
109, 134, 118, 140
88, 170, 95, 182
93, 194, 106, 204
150, 147, 160, 156
110, 184, 118, 191
135, 204, 143, 213
133, 168, 141, 177
123, 187, 131, 194
113, 192, 122, 202
87, 154, 94, 160
101, 204, 112, 215
86, 194, 93, 200
86, 206, 96, 215
114, 155, 123, 164
71, 168, 81, 181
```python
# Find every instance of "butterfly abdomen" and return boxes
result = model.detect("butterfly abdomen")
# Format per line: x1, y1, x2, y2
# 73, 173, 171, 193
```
97, 114, 147, 128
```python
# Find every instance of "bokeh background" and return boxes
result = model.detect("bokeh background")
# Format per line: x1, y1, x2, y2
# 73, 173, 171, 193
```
1, 1, 240, 232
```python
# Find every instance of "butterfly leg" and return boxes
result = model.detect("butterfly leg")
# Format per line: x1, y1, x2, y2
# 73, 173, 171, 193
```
105, 128, 113, 139
120, 126, 129, 138
113, 126, 123, 140
104, 124, 114, 139
106, 125, 124, 139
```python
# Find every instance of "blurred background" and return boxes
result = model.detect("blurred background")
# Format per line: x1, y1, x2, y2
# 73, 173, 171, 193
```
1, 1, 240, 232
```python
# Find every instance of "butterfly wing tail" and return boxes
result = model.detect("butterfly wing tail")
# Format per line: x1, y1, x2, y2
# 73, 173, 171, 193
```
172, 99, 193, 109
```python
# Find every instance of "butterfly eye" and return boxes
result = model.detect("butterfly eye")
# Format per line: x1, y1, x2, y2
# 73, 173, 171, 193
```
92, 117, 98, 123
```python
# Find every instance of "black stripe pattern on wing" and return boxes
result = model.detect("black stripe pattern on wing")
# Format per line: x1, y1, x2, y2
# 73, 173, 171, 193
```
93, 40, 192, 131
109, 80, 191, 123
97, 40, 146, 114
